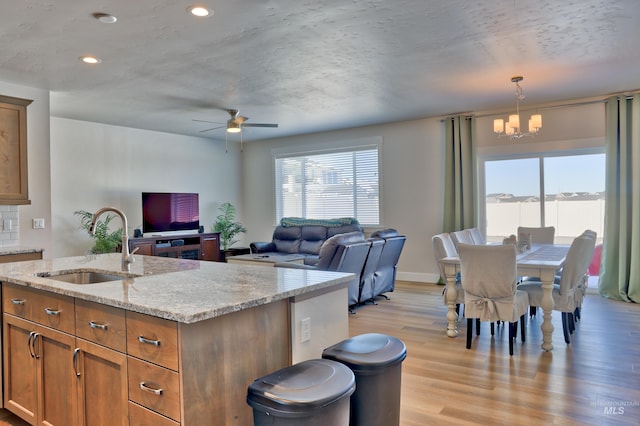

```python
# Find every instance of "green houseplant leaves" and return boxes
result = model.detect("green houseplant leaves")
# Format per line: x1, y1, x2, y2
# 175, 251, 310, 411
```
212, 202, 247, 251
75, 210, 122, 254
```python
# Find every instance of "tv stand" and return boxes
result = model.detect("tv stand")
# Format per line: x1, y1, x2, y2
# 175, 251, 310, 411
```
128, 232, 221, 262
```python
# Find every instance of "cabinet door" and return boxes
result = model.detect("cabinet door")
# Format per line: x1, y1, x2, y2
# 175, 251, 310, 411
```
3, 314, 37, 424
201, 235, 220, 262
37, 321, 78, 426
3, 314, 78, 426
75, 338, 128, 426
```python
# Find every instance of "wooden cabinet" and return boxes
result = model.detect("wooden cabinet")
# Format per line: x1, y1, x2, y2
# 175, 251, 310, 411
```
0, 95, 32, 205
2, 281, 292, 425
74, 300, 129, 426
75, 338, 128, 426
2, 285, 127, 426
0, 251, 43, 263
3, 315, 78, 426
129, 233, 221, 262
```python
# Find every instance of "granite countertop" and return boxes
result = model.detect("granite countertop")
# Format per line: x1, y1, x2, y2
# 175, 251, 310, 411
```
0, 246, 44, 255
0, 253, 353, 324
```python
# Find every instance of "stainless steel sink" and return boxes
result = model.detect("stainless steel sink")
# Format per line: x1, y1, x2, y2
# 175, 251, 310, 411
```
36, 270, 139, 284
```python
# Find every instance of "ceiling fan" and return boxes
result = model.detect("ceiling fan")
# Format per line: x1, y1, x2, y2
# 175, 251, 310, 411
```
193, 108, 278, 134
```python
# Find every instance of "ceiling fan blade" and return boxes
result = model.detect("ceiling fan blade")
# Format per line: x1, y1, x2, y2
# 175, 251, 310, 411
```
193, 119, 224, 124
199, 125, 225, 132
241, 123, 279, 128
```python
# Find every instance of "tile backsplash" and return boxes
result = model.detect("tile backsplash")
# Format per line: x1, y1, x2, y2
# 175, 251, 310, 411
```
0, 205, 19, 247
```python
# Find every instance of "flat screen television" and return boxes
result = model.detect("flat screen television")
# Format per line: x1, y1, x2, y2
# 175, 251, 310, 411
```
142, 192, 200, 234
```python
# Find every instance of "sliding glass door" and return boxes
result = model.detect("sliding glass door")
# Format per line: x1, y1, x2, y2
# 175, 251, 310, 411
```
480, 151, 605, 244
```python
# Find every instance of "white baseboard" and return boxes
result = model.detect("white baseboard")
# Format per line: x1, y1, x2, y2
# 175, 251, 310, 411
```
396, 271, 440, 284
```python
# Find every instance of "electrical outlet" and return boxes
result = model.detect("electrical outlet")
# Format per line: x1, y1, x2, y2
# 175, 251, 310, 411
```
33, 218, 45, 229
301, 317, 311, 343
3, 219, 12, 231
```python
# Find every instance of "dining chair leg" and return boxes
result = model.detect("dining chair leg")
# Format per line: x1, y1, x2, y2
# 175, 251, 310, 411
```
520, 314, 526, 342
466, 318, 473, 349
490, 322, 495, 335
475, 318, 481, 336
529, 306, 537, 317
569, 312, 575, 333
562, 312, 571, 344
508, 322, 515, 356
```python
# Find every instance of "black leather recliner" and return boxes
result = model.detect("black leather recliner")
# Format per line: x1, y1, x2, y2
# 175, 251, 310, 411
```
368, 229, 406, 300
358, 237, 385, 304
274, 231, 371, 310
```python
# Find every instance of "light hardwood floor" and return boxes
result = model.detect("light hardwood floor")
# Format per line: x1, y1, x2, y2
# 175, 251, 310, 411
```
0, 280, 638, 425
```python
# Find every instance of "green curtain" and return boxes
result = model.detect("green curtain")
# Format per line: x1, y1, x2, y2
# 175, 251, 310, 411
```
443, 116, 477, 232
599, 94, 640, 303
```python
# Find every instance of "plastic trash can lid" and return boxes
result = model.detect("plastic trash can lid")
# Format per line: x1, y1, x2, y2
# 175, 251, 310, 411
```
322, 333, 407, 372
247, 359, 355, 415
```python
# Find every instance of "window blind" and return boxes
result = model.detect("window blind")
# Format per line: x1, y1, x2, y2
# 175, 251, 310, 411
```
275, 147, 380, 225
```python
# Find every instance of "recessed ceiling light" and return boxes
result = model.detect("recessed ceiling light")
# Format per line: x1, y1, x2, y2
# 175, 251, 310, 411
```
79, 55, 102, 64
92, 12, 117, 24
187, 5, 213, 17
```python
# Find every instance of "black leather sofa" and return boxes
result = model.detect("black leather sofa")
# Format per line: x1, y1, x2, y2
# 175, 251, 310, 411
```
250, 217, 363, 266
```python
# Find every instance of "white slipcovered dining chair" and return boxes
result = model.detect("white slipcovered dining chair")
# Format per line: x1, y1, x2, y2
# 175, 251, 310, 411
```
517, 226, 555, 244
458, 243, 529, 356
517, 233, 596, 344
450, 229, 475, 249
517, 225, 556, 316
469, 227, 486, 245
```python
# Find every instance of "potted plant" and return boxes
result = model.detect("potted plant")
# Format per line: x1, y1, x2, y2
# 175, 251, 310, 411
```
74, 210, 122, 254
212, 202, 247, 258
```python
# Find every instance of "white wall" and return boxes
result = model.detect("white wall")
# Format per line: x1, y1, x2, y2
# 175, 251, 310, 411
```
0, 81, 52, 255
50, 118, 242, 257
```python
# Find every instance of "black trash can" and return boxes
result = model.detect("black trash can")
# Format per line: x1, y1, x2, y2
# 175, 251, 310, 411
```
247, 359, 356, 425
322, 333, 407, 426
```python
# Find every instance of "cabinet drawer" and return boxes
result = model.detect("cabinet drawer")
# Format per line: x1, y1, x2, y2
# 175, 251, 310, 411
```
128, 357, 180, 422
2, 283, 75, 334
75, 299, 126, 352
129, 402, 179, 426
126, 311, 179, 371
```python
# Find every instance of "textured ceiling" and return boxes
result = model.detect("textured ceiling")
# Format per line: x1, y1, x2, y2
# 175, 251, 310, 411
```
1, 0, 639, 142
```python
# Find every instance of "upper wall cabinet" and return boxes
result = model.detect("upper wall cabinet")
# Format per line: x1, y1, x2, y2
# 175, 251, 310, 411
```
0, 95, 32, 205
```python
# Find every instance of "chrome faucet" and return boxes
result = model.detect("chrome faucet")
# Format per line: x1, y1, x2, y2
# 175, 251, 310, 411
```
89, 206, 138, 271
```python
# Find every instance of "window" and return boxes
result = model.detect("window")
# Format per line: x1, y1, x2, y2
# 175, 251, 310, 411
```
480, 150, 605, 244
275, 146, 380, 225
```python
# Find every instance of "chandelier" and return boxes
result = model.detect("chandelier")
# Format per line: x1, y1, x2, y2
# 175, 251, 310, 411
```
493, 76, 542, 139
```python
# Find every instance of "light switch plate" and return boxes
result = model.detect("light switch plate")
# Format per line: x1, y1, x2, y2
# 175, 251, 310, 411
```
33, 218, 45, 229
3, 219, 12, 231
301, 317, 311, 343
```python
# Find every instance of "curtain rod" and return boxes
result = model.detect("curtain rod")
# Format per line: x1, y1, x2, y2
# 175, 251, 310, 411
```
441, 90, 640, 122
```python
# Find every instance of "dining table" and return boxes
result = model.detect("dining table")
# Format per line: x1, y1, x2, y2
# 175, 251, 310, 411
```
440, 243, 570, 351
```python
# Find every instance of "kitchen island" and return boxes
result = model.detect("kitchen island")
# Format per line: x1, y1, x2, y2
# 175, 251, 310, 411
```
0, 253, 353, 426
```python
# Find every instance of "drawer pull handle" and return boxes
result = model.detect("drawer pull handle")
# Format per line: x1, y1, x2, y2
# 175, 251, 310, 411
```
11, 298, 26, 305
44, 308, 61, 316
89, 321, 108, 331
138, 336, 161, 346
139, 382, 163, 395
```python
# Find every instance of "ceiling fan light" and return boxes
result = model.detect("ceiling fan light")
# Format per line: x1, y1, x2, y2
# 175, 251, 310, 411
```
226, 122, 241, 133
